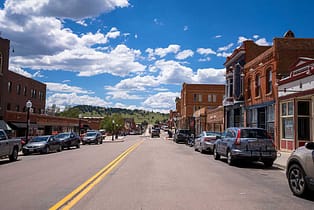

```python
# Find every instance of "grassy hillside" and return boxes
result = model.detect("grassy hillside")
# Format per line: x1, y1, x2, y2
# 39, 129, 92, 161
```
57, 105, 169, 124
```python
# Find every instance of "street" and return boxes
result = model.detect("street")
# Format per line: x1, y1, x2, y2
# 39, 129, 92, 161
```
0, 132, 313, 210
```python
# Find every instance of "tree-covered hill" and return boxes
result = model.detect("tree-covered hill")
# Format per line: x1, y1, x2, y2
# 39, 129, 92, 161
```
56, 105, 169, 124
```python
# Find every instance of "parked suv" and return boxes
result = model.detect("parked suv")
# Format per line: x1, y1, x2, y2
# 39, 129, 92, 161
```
174, 129, 191, 144
82, 131, 103, 145
213, 127, 277, 167
286, 142, 314, 197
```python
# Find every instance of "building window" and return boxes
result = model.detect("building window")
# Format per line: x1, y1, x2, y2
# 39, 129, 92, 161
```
255, 74, 260, 97
228, 79, 233, 97
31, 89, 37, 98
193, 94, 202, 102
297, 101, 310, 140
8, 81, 12, 93
24, 86, 27, 96
267, 104, 275, 138
266, 68, 272, 94
7, 103, 11, 110
208, 94, 216, 102
17, 84, 21, 95
15, 105, 20, 112
247, 78, 251, 99
281, 101, 294, 139
0, 52, 3, 74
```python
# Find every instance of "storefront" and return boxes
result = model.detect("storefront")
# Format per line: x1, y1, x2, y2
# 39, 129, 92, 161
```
278, 57, 314, 151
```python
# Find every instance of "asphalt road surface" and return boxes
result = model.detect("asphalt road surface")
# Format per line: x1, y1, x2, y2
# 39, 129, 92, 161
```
0, 132, 313, 210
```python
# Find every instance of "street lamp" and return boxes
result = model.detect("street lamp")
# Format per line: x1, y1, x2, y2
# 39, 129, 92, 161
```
25, 100, 32, 143
78, 114, 82, 136
112, 119, 115, 141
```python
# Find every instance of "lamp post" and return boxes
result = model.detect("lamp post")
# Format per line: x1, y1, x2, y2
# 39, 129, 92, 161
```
25, 100, 32, 143
78, 114, 82, 136
112, 119, 115, 141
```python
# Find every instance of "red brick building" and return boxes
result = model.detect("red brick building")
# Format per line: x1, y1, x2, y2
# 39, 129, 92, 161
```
0, 37, 101, 136
244, 31, 314, 148
178, 83, 225, 133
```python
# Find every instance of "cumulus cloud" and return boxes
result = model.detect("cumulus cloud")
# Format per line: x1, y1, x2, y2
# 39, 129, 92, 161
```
4, 0, 129, 20
46, 82, 94, 94
175, 49, 194, 60
217, 43, 234, 52
146, 44, 181, 60
192, 68, 225, 84
142, 92, 180, 110
46, 92, 111, 108
197, 48, 216, 55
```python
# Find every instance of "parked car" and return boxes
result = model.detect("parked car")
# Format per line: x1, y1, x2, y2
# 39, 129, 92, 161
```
22, 135, 62, 155
81, 131, 103, 145
286, 142, 314, 197
151, 128, 160, 138
194, 131, 222, 153
213, 127, 277, 167
54, 132, 80, 149
174, 129, 191, 144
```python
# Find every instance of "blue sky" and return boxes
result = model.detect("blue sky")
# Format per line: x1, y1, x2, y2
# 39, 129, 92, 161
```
1, 0, 314, 113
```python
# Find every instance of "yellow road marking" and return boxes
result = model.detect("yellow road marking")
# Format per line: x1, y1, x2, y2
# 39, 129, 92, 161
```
49, 140, 143, 210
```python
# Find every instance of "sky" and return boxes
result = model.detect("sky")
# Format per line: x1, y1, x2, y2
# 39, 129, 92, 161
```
1, 0, 314, 113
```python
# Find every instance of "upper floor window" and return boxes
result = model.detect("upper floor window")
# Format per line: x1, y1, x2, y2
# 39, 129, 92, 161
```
8, 81, 12, 93
208, 94, 217, 102
266, 68, 272, 94
247, 78, 251, 99
228, 79, 233, 97
193, 94, 202, 102
255, 74, 261, 97
31, 89, 37, 98
0, 52, 3, 74
24, 86, 27, 96
17, 84, 21, 95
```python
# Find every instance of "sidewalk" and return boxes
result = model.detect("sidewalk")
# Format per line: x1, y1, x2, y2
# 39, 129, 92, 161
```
273, 151, 291, 170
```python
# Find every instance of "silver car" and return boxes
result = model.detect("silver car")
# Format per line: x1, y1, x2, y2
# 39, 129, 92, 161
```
194, 131, 221, 153
213, 127, 277, 167
286, 142, 314, 197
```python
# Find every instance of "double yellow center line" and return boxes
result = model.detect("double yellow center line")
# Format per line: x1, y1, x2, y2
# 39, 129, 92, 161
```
50, 140, 144, 210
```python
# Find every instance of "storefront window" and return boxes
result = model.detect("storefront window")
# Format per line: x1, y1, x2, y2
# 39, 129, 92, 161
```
281, 101, 294, 139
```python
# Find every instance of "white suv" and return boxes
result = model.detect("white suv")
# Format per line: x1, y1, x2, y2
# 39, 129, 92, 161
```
286, 142, 314, 197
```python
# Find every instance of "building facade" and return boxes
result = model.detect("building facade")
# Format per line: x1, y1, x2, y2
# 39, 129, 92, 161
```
178, 83, 225, 132
277, 57, 314, 151
223, 40, 271, 129
244, 31, 314, 148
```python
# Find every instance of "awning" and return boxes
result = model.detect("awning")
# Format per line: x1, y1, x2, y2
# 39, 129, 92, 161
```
0, 120, 12, 130
9, 122, 40, 129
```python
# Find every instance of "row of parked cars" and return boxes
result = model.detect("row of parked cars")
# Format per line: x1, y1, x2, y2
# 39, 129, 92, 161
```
173, 127, 314, 198
22, 130, 103, 155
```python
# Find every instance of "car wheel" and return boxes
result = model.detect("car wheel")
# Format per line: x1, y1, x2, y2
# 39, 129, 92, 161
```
288, 164, 309, 197
9, 147, 18, 161
213, 147, 220, 160
57, 145, 62, 152
42, 146, 49, 154
76, 143, 80, 148
227, 149, 235, 166
199, 144, 204, 153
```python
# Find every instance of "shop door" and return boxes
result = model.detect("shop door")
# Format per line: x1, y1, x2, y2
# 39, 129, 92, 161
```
257, 107, 266, 129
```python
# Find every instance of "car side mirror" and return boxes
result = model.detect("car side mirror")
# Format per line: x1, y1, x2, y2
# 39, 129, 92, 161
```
305, 142, 314, 150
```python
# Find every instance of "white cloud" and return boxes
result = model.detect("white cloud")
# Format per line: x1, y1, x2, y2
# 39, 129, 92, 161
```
255, 38, 271, 46
217, 43, 234, 52
215, 35, 222, 38
216, 52, 232, 58
175, 49, 194, 60
142, 92, 180, 110
107, 75, 160, 91
192, 68, 225, 84
237, 36, 249, 44
197, 48, 216, 55
46, 82, 94, 94
9, 67, 32, 78
4, 0, 129, 20
183, 26, 188, 31
154, 44, 181, 58
47, 93, 111, 108
76, 20, 87, 26
253, 34, 259, 39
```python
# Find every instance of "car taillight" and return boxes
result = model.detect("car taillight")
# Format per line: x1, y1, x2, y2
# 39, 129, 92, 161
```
235, 130, 241, 145
204, 137, 210, 142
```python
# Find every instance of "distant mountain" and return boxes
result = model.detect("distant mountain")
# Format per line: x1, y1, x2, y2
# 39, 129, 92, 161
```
56, 105, 169, 124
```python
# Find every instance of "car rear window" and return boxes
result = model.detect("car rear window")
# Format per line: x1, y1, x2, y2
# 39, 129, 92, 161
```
240, 129, 268, 139
179, 130, 190, 134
